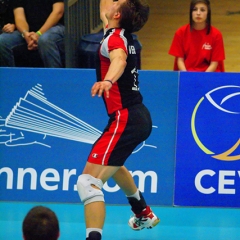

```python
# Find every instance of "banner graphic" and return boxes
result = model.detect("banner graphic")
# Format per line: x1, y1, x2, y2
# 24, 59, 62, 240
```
175, 72, 240, 207
0, 68, 178, 205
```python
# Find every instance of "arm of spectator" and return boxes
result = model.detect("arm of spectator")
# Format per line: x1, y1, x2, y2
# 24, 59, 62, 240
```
100, 0, 112, 30
205, 61, 218, 72
14, 8, 37, 50
27, 2, 64, 50
37, 2, 64, 35
177, 57, 187, 71
14, 7, 29, 37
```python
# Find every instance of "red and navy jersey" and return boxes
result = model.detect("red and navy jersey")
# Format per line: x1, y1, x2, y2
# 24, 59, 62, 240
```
96, 28, 143, 115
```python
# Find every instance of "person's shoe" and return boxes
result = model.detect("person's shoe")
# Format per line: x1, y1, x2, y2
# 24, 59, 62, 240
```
86, 231, 102, 240
128, 206, 160, 230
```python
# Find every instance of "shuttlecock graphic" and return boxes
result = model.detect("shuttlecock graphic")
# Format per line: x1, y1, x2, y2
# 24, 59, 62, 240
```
5, 84, 102, 144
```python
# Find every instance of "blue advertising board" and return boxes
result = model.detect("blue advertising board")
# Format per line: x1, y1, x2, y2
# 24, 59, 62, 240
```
175, 72, 240, 207
0, 68, 178, 205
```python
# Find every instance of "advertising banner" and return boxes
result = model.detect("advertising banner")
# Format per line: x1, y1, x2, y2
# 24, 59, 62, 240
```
175, 72, 240, 207
0, 68, 178, 205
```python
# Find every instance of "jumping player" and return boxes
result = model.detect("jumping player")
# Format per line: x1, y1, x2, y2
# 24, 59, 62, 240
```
76, 0, 160, 239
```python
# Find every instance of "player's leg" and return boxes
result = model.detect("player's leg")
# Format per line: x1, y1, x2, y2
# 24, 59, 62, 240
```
112, 166, 160, 230
112, 166, 138, 196
77, 162, 120, 240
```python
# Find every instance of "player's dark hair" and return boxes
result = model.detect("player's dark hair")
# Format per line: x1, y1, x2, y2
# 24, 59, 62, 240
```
189, 0, 211, 34
22, 206, 59, 240
119, 0, 150, 33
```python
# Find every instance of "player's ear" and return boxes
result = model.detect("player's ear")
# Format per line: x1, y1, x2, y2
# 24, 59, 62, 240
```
114, 11, 121, 19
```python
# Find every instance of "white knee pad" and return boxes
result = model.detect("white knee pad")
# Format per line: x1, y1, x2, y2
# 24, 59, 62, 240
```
77, 174, 104, 205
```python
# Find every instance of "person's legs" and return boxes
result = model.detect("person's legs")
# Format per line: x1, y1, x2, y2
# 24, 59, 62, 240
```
0, 31, 25, 66
77, 162, 120, 240
77, 104, 159, 239
112, 166, 138, 195
112, 166, 160, 230
37, 24, 65, 68
112, 166, 147, 214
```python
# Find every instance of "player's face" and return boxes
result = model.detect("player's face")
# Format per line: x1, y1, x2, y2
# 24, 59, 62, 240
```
192, 3, 208, 24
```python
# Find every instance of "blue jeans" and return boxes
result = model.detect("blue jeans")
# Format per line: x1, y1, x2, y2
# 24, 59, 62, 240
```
0, 24, 65, 68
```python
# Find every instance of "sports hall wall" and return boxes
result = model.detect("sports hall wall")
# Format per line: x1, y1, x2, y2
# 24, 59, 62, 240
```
0, 68, 239, 208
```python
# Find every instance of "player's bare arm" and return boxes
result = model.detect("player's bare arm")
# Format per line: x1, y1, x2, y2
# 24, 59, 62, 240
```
105, 48, 127, 82
91, 48, 127, 98
100, 0, 112, 29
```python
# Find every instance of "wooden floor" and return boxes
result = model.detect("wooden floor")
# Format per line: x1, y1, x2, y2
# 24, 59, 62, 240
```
137, 0, 240, 72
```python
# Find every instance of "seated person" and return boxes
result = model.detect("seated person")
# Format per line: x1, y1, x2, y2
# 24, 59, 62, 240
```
168, 0, 225, 72
0, 0, 65, 68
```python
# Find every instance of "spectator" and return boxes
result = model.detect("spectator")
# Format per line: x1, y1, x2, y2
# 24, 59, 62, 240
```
22, 206, 60, 240
0, 0, 15, 34
0, 0, 65, 68
168, 0, 225, 72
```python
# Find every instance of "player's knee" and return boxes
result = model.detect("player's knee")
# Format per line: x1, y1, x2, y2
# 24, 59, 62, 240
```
77, 174, 104, 205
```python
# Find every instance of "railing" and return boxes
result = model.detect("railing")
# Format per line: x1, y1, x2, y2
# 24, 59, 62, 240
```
64, 0, 102, 67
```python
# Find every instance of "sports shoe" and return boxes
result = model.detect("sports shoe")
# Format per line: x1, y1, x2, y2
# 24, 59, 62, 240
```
128, 206, 160, 230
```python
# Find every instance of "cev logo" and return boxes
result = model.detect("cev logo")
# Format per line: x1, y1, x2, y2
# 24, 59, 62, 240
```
191, 85, 240, 161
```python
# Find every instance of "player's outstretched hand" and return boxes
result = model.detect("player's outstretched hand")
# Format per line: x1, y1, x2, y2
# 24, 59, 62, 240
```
91, 80, 112, 98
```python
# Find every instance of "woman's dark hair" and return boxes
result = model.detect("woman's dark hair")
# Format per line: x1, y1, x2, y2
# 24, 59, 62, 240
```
119, 0, 150, 33
189, 0, 211, 34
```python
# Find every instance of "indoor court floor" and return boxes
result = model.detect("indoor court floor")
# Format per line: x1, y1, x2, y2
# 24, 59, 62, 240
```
1, 202, 239, 240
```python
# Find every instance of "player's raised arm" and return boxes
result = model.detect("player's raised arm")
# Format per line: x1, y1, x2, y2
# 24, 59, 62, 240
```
100, 0, 112, 30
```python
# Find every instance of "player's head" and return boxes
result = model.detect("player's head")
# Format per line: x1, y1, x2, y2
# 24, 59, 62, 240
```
22, 206, 60, 240
189, 0, 211, 34
118, 0, 150, 33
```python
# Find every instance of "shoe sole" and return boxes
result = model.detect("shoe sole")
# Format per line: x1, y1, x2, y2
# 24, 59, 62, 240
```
129, 218, 160, 231
147, 218, 160, 229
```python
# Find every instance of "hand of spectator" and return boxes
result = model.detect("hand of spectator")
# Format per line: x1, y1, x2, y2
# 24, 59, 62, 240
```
27, 32, 38, 51
29, 32, 40, 43
2, 24, 15, 33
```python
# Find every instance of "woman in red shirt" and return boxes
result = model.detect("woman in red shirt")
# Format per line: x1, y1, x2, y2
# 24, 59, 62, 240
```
169, 0, 225, 72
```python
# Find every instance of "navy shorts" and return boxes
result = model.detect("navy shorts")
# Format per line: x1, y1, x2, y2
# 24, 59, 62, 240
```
87, 103, 152, 166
